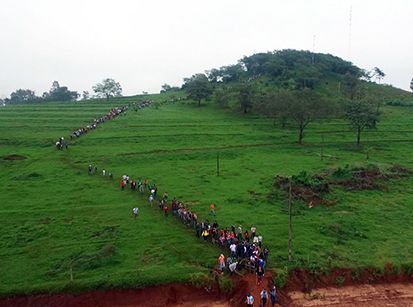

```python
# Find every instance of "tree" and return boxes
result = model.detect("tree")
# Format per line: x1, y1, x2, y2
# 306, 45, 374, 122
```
238, 82, 256, 113
92, 78, 122, 99
82, 91, 90, 100
10, 89, 40, 103
182, 73, 213, 106
42, 81, 79, 101
372, 67, 385, 83
160, 84, 179, 93
279, 89, 335, 144
345, 90, 380, 146
410, 78, 413, 92
212, 86, 234, 108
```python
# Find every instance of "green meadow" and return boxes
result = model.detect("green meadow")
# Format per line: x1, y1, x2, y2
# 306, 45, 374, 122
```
1, 94, 413, 295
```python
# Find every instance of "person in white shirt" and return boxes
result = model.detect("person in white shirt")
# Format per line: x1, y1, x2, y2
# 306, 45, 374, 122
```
230, 243, 237, 258
246, 293, 254, 307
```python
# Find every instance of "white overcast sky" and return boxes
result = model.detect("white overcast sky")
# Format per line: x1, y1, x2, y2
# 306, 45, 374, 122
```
0, 0, 412, 98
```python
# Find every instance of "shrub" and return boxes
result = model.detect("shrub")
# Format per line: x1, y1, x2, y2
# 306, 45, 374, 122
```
273, 266, 289, 288
335, 276, 345, 287
217, 275, 233, 294
189, 272, 215, 292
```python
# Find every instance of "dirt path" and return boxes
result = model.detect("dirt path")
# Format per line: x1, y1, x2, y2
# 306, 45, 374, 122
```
287, 283, 413, 307
3, 279, 413, 306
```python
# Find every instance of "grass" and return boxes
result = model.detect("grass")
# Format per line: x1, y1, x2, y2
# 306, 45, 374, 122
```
1, 93, 413, 295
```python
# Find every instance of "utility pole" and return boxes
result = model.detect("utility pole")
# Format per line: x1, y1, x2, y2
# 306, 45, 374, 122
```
288, 178, 292, 262
216, 152, 220, 176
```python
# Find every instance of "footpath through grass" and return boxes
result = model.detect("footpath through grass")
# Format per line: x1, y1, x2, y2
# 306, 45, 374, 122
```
1, 97, 413, 295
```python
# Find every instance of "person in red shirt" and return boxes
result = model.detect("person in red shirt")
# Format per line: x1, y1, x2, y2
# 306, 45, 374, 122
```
163, 205, 169, 216
120, 180, 126, 191
209, 203, 216, 216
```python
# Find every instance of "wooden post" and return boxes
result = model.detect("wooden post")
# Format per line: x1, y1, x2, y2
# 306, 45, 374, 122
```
321, 133, 324, 161
288, 178, 292, 262
217, 152, 220, 176
70, 262, 73, 282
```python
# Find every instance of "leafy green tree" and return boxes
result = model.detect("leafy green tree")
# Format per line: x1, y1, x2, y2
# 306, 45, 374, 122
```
410, 78, 413, 92
212, 86, 234, 107
10, 89, 40, 103
42, 81, 79, 101
92, 78, 122, 99
238, 82, 256, 113
182, 73, 213, 106
345, 89, 380, 146
280, 89, 335, 144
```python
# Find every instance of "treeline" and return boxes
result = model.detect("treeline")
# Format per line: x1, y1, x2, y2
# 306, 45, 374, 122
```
179, 49, 408, 145
1, 78, 123, 104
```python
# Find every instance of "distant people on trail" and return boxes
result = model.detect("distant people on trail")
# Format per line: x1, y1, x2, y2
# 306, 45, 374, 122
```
69, 105, 130, 140
133, 207, 139, 218
260, 289, 268, 307
209, 203, 216, 216
218, 254, 225, 273
251, 225, 256, 238
84, 162, 270, 281
246, 293, 254, 307
55, 137, 68, 150
228, 261, 238, 275
256, 264, 264, 285
120, 179, 126, 191
269, 286, 277, 307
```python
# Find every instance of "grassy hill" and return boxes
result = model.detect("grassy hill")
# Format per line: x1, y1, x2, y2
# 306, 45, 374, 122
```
1, 86, 413, 294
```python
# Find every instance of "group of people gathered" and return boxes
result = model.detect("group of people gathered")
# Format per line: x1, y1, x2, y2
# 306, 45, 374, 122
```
130, 100, 152, 111
70, 106, 128, 139
55, 136, 68, 150
101, 166, 272, 292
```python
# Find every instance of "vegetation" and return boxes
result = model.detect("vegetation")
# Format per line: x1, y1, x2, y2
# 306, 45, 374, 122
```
182, 73, 213, 106
1, 89, 413, 295
92, 78, 123, 99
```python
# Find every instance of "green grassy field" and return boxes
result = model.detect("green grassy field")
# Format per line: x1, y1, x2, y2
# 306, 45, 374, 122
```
1, 94, 413, 295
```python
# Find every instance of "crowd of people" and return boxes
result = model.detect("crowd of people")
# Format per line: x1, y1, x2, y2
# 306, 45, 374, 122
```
246, 286, 277, 307
130, 100, 152, 111
88, 164, 272, 286
55, 136, 68, 150
55, 100, 153, 150
70, 106, 128, 139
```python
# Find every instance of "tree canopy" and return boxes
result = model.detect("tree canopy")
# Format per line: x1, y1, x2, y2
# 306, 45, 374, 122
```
10, 89, 40, 104
93, 78, 122, 99
344, 87, 380, 146
42, 81, 79, 102
182, 73, 213, 106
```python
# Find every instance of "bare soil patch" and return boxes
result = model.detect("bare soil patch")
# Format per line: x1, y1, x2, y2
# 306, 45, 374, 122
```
2, 154, 27, 161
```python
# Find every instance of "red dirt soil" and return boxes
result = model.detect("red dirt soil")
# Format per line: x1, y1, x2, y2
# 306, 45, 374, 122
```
2, 268, 413, 307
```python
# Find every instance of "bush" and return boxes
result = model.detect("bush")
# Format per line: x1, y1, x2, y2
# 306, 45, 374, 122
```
335, 275, 345, 287
189, 272, 215, 292
273, 266, 289, 288
217, 275, 233, 294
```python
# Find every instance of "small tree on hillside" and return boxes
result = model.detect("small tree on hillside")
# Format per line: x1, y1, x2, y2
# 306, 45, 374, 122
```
280, 89, 335, 144
410, 77, 413, 92
344, 89, 380, 146
182, 73, 213, 106
238, 82, 256, 113
92, 78, 122, 99
372, 67, 385, 84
